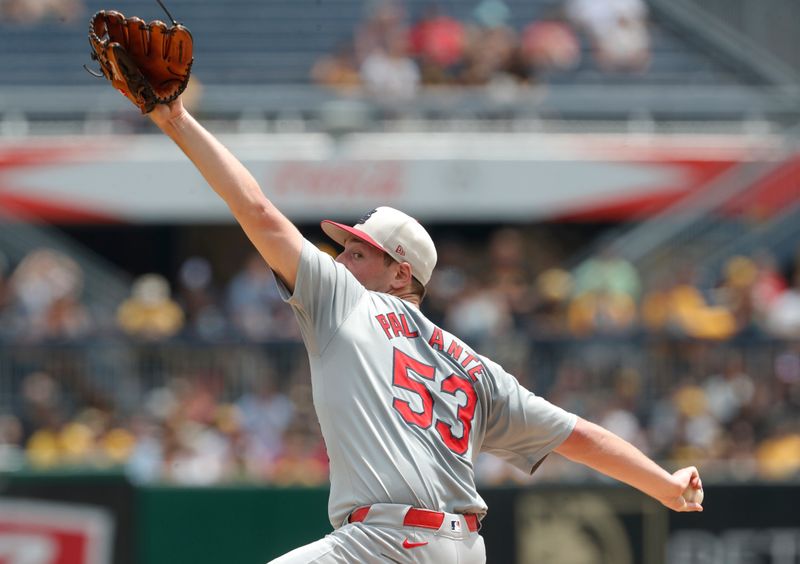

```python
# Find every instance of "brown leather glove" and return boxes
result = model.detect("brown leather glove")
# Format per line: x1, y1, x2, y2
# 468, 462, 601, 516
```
88, 10, 193, 114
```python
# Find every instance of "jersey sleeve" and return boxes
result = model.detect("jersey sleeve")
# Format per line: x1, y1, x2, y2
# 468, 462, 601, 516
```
481, 356, 577, 474
275, 239, 366, 355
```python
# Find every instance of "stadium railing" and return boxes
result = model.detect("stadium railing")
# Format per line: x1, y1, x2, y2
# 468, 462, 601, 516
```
0, 335, 791, 414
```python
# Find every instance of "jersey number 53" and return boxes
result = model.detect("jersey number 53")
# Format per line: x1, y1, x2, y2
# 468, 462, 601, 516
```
391, 347, 478, 455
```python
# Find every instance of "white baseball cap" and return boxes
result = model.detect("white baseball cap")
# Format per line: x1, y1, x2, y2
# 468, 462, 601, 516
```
321, 207, 438, 286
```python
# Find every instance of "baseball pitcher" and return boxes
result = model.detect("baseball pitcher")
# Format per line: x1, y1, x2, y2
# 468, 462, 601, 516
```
87, 11, 701, 562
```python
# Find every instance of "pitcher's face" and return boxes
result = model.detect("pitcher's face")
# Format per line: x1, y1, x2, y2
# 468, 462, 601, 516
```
336, 239, 397, 293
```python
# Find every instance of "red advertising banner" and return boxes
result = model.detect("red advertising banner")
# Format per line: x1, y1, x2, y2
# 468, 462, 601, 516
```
0, 500, 113, 564
0, 133, 787, 223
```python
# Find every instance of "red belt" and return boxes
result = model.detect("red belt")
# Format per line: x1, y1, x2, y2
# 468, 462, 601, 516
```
348, 506, 479, 533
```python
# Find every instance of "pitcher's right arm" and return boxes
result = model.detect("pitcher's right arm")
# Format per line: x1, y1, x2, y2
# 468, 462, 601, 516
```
555, 417, 703, 512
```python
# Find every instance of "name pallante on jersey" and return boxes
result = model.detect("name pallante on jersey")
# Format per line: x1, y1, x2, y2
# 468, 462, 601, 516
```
374, 311, 487, 383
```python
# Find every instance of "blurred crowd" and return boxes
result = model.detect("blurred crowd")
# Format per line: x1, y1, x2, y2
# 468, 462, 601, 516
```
1, 224, 800, 485
0, 0, 84, 25
4, 230, 800, 345
311, 0, 651, 100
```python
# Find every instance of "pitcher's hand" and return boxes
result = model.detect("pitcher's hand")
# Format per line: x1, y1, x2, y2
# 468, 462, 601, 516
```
660, 466, 703, 512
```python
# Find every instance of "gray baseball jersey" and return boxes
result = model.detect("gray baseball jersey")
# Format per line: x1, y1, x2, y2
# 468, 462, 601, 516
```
277, 240, 577, 529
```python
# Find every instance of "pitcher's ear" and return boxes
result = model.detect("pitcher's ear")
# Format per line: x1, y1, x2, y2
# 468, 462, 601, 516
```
392, 261, 413, 289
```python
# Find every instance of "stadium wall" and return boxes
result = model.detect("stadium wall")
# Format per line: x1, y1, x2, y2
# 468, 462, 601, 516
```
2, 472, 798, 564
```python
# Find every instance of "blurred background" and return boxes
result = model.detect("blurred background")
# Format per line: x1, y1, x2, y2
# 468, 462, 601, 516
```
0, 0, 799, 562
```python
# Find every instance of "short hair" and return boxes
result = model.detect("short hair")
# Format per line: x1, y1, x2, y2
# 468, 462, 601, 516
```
384, 253, 426, 301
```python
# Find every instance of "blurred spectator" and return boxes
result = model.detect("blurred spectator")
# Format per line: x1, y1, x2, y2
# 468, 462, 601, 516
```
408, 3, 467, 84
756, 424, 800, 480
271, 421, 329, 486
774, 346, 800, 387
172, 421, 231, 485
765, 268, 800, 338
459, 20, 518, 86
639, 274, 670, 331
17, 371, 65, 442
641, 267, 736, 340
573, 246, 641, 300
750, 249, 787, 326
471, 0, 510, 29
424, 237, 470, 326
567, 289, 637, 336
663, 382, 723, 465
599, 402, 648, 452
721, 419, 759, 480
126, 413, 165, 482
445, 278, 513, 345
530, 268, 573, 336
160, 416, 230, 485
100, 424, 136, 466
117, 274, 184, 340
29, 412, 126, 471
704, 352, 755, 425
236, 371, 294, 476
565, 0, 650, 73
502, 15, 582, 86
6, 248, 92, 341
44, 292, 93, 340
129, 376, 238, 484
568, 248, 639, 335
0, 251, 10, 334
25, 427, 60, 468
226, 253, 298, 341
769, 347, 800, 429
716, 255, 759, 333
486, 228, 536, 328
355, 0, 409, 63
56, 412, 100, 466
518, 19, 581, 75
215, 403, 250, 480
0, 0, 84, 24
311, 40, 362, 92
176, 256, 227, 340
0, 414, 24, 471
360, 29, 421, 102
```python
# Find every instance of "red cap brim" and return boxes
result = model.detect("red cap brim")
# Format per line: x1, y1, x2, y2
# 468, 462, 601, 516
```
321, 220, 386, 253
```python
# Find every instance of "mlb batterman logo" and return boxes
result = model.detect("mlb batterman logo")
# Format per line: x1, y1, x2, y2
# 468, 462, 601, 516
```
395, 245, 406, 256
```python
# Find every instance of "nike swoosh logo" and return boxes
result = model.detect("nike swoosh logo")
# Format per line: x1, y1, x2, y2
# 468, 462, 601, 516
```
402, 539, 429, 549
